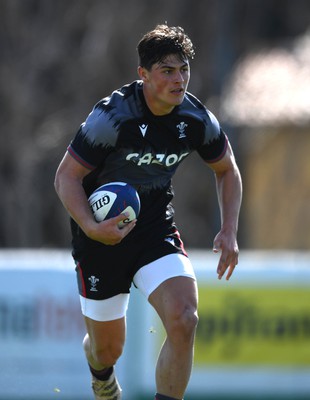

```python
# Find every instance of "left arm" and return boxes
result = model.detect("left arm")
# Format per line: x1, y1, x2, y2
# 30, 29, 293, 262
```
207, 141, 242, 280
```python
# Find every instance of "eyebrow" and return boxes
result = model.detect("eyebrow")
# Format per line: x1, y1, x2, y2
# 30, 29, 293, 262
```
157, 62, 189, 70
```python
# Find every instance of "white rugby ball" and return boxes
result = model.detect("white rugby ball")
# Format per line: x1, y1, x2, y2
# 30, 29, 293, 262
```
88, 182, 140, 228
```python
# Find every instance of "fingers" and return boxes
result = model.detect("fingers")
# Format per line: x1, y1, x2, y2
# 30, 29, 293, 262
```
109, 213, 137, 235
94, 213, 137, 245
213, 237, 239, 281
217, 252, 238, 280
114, 212, 137, 230
114, 212, 131, 223
213, 231, 239, 281
225, 265, 235, 281
218, 262, 236, 281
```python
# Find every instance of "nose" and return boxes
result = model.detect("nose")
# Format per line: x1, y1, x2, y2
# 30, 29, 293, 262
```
174, 70, 185, 83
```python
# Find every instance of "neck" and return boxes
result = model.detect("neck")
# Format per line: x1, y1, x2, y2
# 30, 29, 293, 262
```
142, 87, 174, 116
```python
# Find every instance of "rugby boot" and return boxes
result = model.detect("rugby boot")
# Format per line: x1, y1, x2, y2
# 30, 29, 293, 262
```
91, 368, 122, 400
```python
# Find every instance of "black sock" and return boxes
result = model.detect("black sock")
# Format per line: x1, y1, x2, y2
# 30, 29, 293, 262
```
155, 393, 182, 400
88, 364, 113, 381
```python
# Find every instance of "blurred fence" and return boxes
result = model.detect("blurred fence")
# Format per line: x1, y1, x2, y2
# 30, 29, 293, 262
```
0, 249, 309, 400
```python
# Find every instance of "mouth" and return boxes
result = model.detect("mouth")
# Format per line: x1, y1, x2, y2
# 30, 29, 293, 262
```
171, 88, 184, 94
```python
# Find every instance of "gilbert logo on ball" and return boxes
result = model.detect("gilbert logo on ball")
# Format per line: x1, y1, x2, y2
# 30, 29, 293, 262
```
88, 182, 140, 228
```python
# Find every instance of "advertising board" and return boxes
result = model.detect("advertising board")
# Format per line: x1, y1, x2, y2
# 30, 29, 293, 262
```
0, 250, 309, 399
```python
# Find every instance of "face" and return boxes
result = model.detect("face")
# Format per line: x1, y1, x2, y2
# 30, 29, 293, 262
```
138, 54, 190, 116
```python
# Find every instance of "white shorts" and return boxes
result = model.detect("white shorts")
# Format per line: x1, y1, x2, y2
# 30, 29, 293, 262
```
79, 253, 196, 322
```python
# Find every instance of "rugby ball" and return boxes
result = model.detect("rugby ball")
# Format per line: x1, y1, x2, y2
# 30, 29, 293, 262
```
88, 182, 140, 228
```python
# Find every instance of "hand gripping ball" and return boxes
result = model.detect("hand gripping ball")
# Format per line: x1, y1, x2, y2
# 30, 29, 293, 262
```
88, 182, 140, 228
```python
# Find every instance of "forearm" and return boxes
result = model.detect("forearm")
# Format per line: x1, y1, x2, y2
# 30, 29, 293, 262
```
54, 163, 136, 246
215, 164, 242, 234
54, 173, 96, 236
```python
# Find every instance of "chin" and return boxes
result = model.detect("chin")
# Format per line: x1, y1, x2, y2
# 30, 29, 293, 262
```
173, 97, 185, 106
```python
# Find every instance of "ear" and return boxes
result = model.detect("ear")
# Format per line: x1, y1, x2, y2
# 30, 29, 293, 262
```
138, 66, 149, 82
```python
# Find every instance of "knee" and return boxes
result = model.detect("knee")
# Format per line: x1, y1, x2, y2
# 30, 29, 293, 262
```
83, 335, 123, 367
93, 344, 123, 367
166, 304, 199, 341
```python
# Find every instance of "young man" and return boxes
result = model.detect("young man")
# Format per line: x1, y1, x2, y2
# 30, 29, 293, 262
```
54, 24, 242, 400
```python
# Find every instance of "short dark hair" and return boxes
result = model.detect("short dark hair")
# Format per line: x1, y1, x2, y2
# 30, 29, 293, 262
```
137, 24, 195, 70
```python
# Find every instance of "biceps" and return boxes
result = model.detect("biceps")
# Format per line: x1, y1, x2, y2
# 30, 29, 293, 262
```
206, 142, 236, 175
55, 151, 93, 183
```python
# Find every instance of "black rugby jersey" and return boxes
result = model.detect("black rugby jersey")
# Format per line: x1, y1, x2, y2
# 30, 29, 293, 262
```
68, 80, 227, 239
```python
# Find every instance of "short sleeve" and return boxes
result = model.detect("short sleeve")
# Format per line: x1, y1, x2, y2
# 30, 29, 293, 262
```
197, 129, 228, 163
197, 110, 228, 163
68, 103, 118, 169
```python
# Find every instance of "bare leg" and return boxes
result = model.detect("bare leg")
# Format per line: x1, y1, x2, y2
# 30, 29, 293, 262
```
149, 277, 198, 399
83, 316, 126, 369
82, 317, 126, 399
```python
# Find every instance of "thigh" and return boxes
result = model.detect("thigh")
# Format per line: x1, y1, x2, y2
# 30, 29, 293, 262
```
80, 293, 130, 322
133, 253, 196, 299
84, 315, 126, 352
149, 275, 198, 327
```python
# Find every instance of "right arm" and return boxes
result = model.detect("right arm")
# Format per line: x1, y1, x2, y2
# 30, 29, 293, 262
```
54, 151, 136, 245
